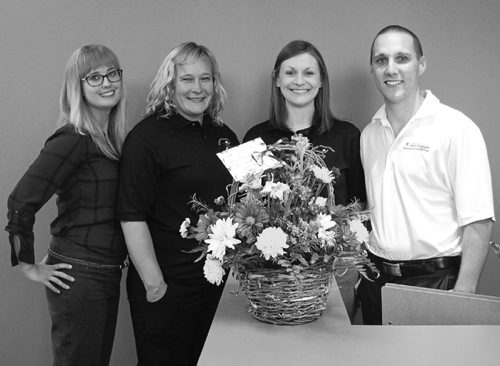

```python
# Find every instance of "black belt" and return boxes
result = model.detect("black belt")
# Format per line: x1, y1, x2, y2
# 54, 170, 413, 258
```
369, 253, 461, 277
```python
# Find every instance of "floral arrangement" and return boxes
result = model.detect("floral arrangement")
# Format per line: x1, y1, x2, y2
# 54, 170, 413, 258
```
180, 135, 376, 285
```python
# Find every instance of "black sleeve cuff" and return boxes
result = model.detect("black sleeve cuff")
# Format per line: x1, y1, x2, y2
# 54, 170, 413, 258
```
7, 231, 35, 266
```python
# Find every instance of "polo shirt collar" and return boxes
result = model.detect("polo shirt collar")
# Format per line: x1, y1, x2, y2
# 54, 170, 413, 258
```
168, 112, 212, 129
412, 90, 440, 120
371, 104, 390, 127
371, 90, 440, 127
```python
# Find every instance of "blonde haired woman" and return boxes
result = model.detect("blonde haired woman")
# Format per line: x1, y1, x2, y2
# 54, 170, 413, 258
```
6, 44, 127, 365
118, 42, 238, 365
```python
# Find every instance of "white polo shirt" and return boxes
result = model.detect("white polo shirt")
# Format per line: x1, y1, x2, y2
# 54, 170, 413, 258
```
361, 90, 494, 260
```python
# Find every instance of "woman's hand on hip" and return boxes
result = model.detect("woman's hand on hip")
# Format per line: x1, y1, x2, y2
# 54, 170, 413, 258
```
18, 255, 75, 293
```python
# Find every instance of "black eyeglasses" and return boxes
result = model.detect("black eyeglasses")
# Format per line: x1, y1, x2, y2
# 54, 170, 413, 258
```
81, 69, 123, 87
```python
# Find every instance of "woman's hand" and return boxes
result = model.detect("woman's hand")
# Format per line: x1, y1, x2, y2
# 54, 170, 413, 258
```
145, 280, 168, 303
121, 221, 167, 303
18, 255, 75, 294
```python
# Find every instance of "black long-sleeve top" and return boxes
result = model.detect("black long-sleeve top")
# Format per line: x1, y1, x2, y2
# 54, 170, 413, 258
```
5, 124, 126, 266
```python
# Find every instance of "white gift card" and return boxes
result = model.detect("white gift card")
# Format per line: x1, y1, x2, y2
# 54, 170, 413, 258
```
216, 138, 280, 182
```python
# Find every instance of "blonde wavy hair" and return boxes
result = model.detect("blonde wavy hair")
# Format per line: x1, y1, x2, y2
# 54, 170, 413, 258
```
59, 44, 127, 160
145, 42, 226, 125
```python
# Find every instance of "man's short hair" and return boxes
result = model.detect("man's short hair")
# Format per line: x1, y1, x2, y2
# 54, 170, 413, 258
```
370, 25, 423, 64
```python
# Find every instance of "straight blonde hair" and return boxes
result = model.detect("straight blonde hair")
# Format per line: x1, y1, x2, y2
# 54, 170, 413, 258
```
59, 45, 127, 160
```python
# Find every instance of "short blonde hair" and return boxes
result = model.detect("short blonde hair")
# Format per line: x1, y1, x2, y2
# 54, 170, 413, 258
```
59, 44, 127, 160
145, 42, 226, 125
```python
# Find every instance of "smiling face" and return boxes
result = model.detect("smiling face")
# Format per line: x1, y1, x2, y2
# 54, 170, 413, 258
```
173, 56, 214, 122
82, 65, 122, 116
276, 52, 322, 109
370, 31, 426, 106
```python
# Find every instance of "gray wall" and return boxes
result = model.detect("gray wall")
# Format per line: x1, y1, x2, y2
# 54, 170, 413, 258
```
1, 0, 499, 365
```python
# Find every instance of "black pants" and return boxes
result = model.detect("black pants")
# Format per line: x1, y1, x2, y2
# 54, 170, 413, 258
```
335, 267, 359, 323
357, 266, 458, 325
127, 264, 227, 366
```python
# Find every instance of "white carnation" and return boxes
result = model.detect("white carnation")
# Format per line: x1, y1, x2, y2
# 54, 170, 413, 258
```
350, 219, 369, 243
311, 196, 327, 207
179, 218, 191, 238
315, 214, 337, 240
203, 254, 225, 286
255, 227, 289, 260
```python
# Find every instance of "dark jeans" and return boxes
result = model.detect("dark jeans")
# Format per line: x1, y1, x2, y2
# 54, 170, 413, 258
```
357, 266, 458, 325
126, 264, 227, 366
46, 250, 122, 366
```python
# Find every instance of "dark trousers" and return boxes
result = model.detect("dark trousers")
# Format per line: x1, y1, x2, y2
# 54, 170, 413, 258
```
127, 264, 227, 366
357, 266, 458, 325
45, 252, 122, 366
335, 267, 359, 323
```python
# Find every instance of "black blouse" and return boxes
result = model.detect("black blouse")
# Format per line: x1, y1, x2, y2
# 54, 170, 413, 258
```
117, 112, 239, 279
243, 119, 366, 206
5, 125, 126, 266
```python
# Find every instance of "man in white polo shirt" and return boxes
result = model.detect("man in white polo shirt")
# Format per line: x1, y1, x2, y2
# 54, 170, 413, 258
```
358, 25, 494, 324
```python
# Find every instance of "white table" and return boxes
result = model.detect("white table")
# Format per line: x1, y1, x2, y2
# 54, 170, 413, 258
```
200, 276, 500, 366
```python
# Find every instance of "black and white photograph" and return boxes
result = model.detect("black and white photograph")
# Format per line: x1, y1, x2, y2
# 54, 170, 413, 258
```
1, 1, 499, 365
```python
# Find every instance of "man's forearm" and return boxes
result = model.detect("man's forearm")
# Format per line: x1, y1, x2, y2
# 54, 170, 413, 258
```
454, 218, 493, 293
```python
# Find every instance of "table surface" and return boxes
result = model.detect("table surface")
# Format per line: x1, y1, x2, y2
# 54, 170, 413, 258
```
200, 275, 500, 366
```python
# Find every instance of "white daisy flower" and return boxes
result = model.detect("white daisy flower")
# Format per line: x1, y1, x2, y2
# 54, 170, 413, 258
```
205, 218, 241, 260
311, 165, 334, 184
261, 181, 291, 201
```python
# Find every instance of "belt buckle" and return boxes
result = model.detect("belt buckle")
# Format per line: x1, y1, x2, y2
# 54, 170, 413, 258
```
383, 262, 402, 276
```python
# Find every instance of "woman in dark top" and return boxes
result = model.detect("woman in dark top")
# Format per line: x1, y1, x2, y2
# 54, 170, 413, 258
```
243, 40, 366, 323
5, 45, 127, 365
118, 42, 238, 366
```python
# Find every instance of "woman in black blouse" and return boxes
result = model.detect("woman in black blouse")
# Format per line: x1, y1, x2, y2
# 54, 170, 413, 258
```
244, 40, 366, 323
5, 45, 127, 365
118, 42, 238, 366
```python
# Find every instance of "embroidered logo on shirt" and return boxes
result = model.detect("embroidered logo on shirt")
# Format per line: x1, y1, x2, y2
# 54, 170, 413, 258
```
218, 138, 232, 150
402, 142, 430, 152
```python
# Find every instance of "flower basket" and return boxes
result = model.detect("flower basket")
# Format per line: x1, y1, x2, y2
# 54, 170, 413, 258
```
181, 135, 378, 324
238, 262, 334, 325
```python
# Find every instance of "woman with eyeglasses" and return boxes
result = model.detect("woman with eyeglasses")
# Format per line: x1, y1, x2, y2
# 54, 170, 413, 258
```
5, 44, 128, 365
118, 42, 238, 365
243, 40, 366, 323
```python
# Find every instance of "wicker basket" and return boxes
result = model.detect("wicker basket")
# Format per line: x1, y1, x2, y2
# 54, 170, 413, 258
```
238, 263, 334, 325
